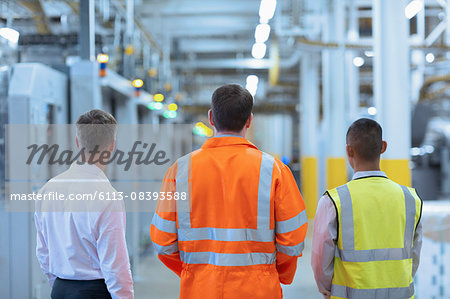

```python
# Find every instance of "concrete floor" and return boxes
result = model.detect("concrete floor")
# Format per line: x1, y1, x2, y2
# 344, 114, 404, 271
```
134, 235, 322, 299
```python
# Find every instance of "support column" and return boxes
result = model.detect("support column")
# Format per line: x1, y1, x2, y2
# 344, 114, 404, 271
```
123, 0, 135, 78
326, 0, 348, 189
346, 0, 360, 120
411, 3, 425, 104
71, 0, 101, 121
446, 0, 450, 46
79, 0, 95, 61
300, 51, 319, 219
373, 0, 411, 186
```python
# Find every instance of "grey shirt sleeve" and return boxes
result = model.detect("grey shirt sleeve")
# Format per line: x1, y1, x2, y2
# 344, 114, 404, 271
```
311, 195, 337, 297
412, 220, 422, 277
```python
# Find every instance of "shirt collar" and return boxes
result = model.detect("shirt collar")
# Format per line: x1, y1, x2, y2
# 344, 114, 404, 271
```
201, 136, 258, 150
70, 162, 108, 179
215, 134, 244, 138
352, 170, 388, 180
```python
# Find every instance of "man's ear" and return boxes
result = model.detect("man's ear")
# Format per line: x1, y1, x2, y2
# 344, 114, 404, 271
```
208, 109, 214, 127
380, 141, 387, 154
75, 136, 80, 149
109, 139, 116, 152
346, 145, 354, 158
246, 113, 253, 128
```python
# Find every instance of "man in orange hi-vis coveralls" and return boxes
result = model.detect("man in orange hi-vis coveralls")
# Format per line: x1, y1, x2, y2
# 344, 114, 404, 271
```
151, 84, 308, 299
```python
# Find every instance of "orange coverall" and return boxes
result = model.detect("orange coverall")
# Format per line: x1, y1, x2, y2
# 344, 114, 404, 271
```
151, 136, 308, 299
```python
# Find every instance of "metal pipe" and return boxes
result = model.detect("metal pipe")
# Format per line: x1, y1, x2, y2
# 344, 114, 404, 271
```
112, 0, 164, 57
419, 74, 450, 101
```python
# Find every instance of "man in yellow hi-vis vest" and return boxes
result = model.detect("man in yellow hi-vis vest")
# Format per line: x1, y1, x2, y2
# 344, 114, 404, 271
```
312, 118, 423, 299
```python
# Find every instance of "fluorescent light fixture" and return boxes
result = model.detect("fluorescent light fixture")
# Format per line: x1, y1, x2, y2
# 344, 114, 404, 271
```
193, 122, 213, 137
0, 28, 19, 45
364, 50, 374, 57
425, 53, 435, 63
147, 102, 163, 110
367, 107, 377, 115
353, 56, 365, 67
168, 103, 178, 111
259, 0, 277, 21
255, 24, 271, 43
246, 75, 259, 97
246, 84, 257, 97
410, 147, 421, 156
424, 145, 434, 154
154, 93, 164, 102
163, 110, 177, 119
132, 79, 144, 88
246, 75, 259, 86
97, 53, 109, 63
252, 42, 267, 59
405, 0, 423, 19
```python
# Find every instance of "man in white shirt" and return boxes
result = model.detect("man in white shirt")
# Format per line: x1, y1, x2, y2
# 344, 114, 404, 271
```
34, 110, 134, 299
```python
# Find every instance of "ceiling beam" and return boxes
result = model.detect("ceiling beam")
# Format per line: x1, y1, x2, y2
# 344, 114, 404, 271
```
136, 0, 259, 16
177, 38, 251, 53
173, 58, 273, 70
142, 16, 256, 37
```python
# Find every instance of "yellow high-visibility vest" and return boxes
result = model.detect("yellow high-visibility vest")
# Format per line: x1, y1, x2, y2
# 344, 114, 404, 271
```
326, 176, 422, 299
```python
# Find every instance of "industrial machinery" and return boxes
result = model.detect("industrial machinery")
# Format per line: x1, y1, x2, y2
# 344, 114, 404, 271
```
411, 75, 450, 201
0, 59, 191, 298
1, 63, 68, 299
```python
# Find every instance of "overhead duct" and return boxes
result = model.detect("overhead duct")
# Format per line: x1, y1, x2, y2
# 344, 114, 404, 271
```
18, 0, 51, 34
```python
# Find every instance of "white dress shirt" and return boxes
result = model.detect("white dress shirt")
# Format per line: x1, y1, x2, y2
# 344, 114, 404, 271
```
311, 171, 423, 298
34, 163, 134, 299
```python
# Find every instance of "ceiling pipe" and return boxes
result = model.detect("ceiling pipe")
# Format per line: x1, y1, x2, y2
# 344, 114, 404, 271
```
18, 0, 51, 34
419, 74, 450, 102
111, 0, 163, 57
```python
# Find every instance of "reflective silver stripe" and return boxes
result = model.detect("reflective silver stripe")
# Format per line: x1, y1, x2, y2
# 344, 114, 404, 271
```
153, 242, 179, 255
335, 246, 411, 262
331, 282, 414, 299
180, 251, 276, 266
276, 210, 308, 234
257, 153, 274, 229
178, 227, 274, 242
337, 185, 354, 250
401, 186, 416, 250
175, 151, 277, 268
152, 213, 177, 234
276, 242, 305, 256
176, 154, 191, 229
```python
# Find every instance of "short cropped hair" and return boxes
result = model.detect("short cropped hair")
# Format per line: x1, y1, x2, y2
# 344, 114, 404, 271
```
346, 118, 383, 161
76, 109, 117, 151
211, 84, 253, 132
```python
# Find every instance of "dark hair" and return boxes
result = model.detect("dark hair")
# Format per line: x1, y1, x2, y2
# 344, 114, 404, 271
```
76, 109, 117, 151
211, 84, 253, 132
346, 118, 383, 161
